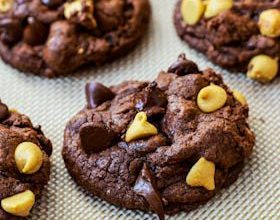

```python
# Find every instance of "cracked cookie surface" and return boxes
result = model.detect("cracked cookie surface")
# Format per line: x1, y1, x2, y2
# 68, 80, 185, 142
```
174, 0, 280, 79
0, 0, 150, 77
0, 101, 52, 219
62, 54, 255, 219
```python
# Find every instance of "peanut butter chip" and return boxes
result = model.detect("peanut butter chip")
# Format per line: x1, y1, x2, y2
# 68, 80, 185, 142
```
64, 0, 96, 29
186, 157, 215, 190
9, 108, 18, 113
197, 83, 227, 113
181, 0, 205, 25
247, 55, 279, 83
259, 9, 280, 38
204, 0, 233, 18
0, 0, 13, 13
64, 0, 93, 18
1, 190, 35, 217
64, 0, 82, 19
125, 112, 158, 142
15, 142, 43, 174
232, 89, 247, 106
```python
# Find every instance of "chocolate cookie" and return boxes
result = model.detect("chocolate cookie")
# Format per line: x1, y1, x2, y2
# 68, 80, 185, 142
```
62, 54, 255, 219
174, 0, 280, 83
0, 100, 52, 219
0, 0, 150, 77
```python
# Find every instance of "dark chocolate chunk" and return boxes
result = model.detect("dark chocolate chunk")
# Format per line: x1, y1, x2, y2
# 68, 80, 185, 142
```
0, 102, 9, 122
134, 164, 165, 220
86, 82, 115, 109
79, 123, 114, 153
41, 0, 64, 8
168, 54, 199, 76
0, 18, 22, 45
23, 17, 49, 46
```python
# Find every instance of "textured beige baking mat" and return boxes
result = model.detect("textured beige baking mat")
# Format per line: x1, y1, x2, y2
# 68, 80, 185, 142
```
0, 0, 279, 219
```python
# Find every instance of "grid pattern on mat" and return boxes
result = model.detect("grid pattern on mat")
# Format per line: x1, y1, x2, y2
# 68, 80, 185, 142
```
0, 0, 279, 219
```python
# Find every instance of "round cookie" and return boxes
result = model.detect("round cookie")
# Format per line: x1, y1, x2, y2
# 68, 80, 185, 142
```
62, 54, 255, 219
0, 0, 150, 77
0, 100, 52, 219
174, 0, 280, 83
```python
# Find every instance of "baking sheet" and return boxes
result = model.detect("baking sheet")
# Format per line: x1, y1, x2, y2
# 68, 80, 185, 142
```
0, 0, 279, 219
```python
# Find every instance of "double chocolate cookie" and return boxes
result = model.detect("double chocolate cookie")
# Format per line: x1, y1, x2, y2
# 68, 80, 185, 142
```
175, 0, 280, 83
62, 54, 255, 219
0, 100, 52, 219
0, 0, 150, 77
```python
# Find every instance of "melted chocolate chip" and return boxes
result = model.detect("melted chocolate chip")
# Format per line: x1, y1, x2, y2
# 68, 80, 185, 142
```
0, 102, 10, 122
79, 123, 114, 153
146, 84, 167, 108
23, 17, 49, 46
135, 83, 167, 116
168, 53, 199, 76
133, 164, 165, 220
86, 82, 115, 109
0, 18, 22, 45
41, 0, 64, 8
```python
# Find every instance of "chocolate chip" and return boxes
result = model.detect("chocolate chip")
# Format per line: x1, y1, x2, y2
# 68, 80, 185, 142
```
0, 18, 22, 45
168, 53, 199, 76
136, 83, 167, 114
23, 17, 48, 46
133, 164, 165, 220
0, 102, 10, 122
104, 33, 118, 47
146, 84, 167, 108
85, 82, 115, 109
79, 123, 114, 153
41, 0, 64, 8
124, 3, 134, 18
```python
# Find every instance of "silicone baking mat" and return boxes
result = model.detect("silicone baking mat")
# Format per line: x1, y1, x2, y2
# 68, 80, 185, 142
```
0, 0, 279, 219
